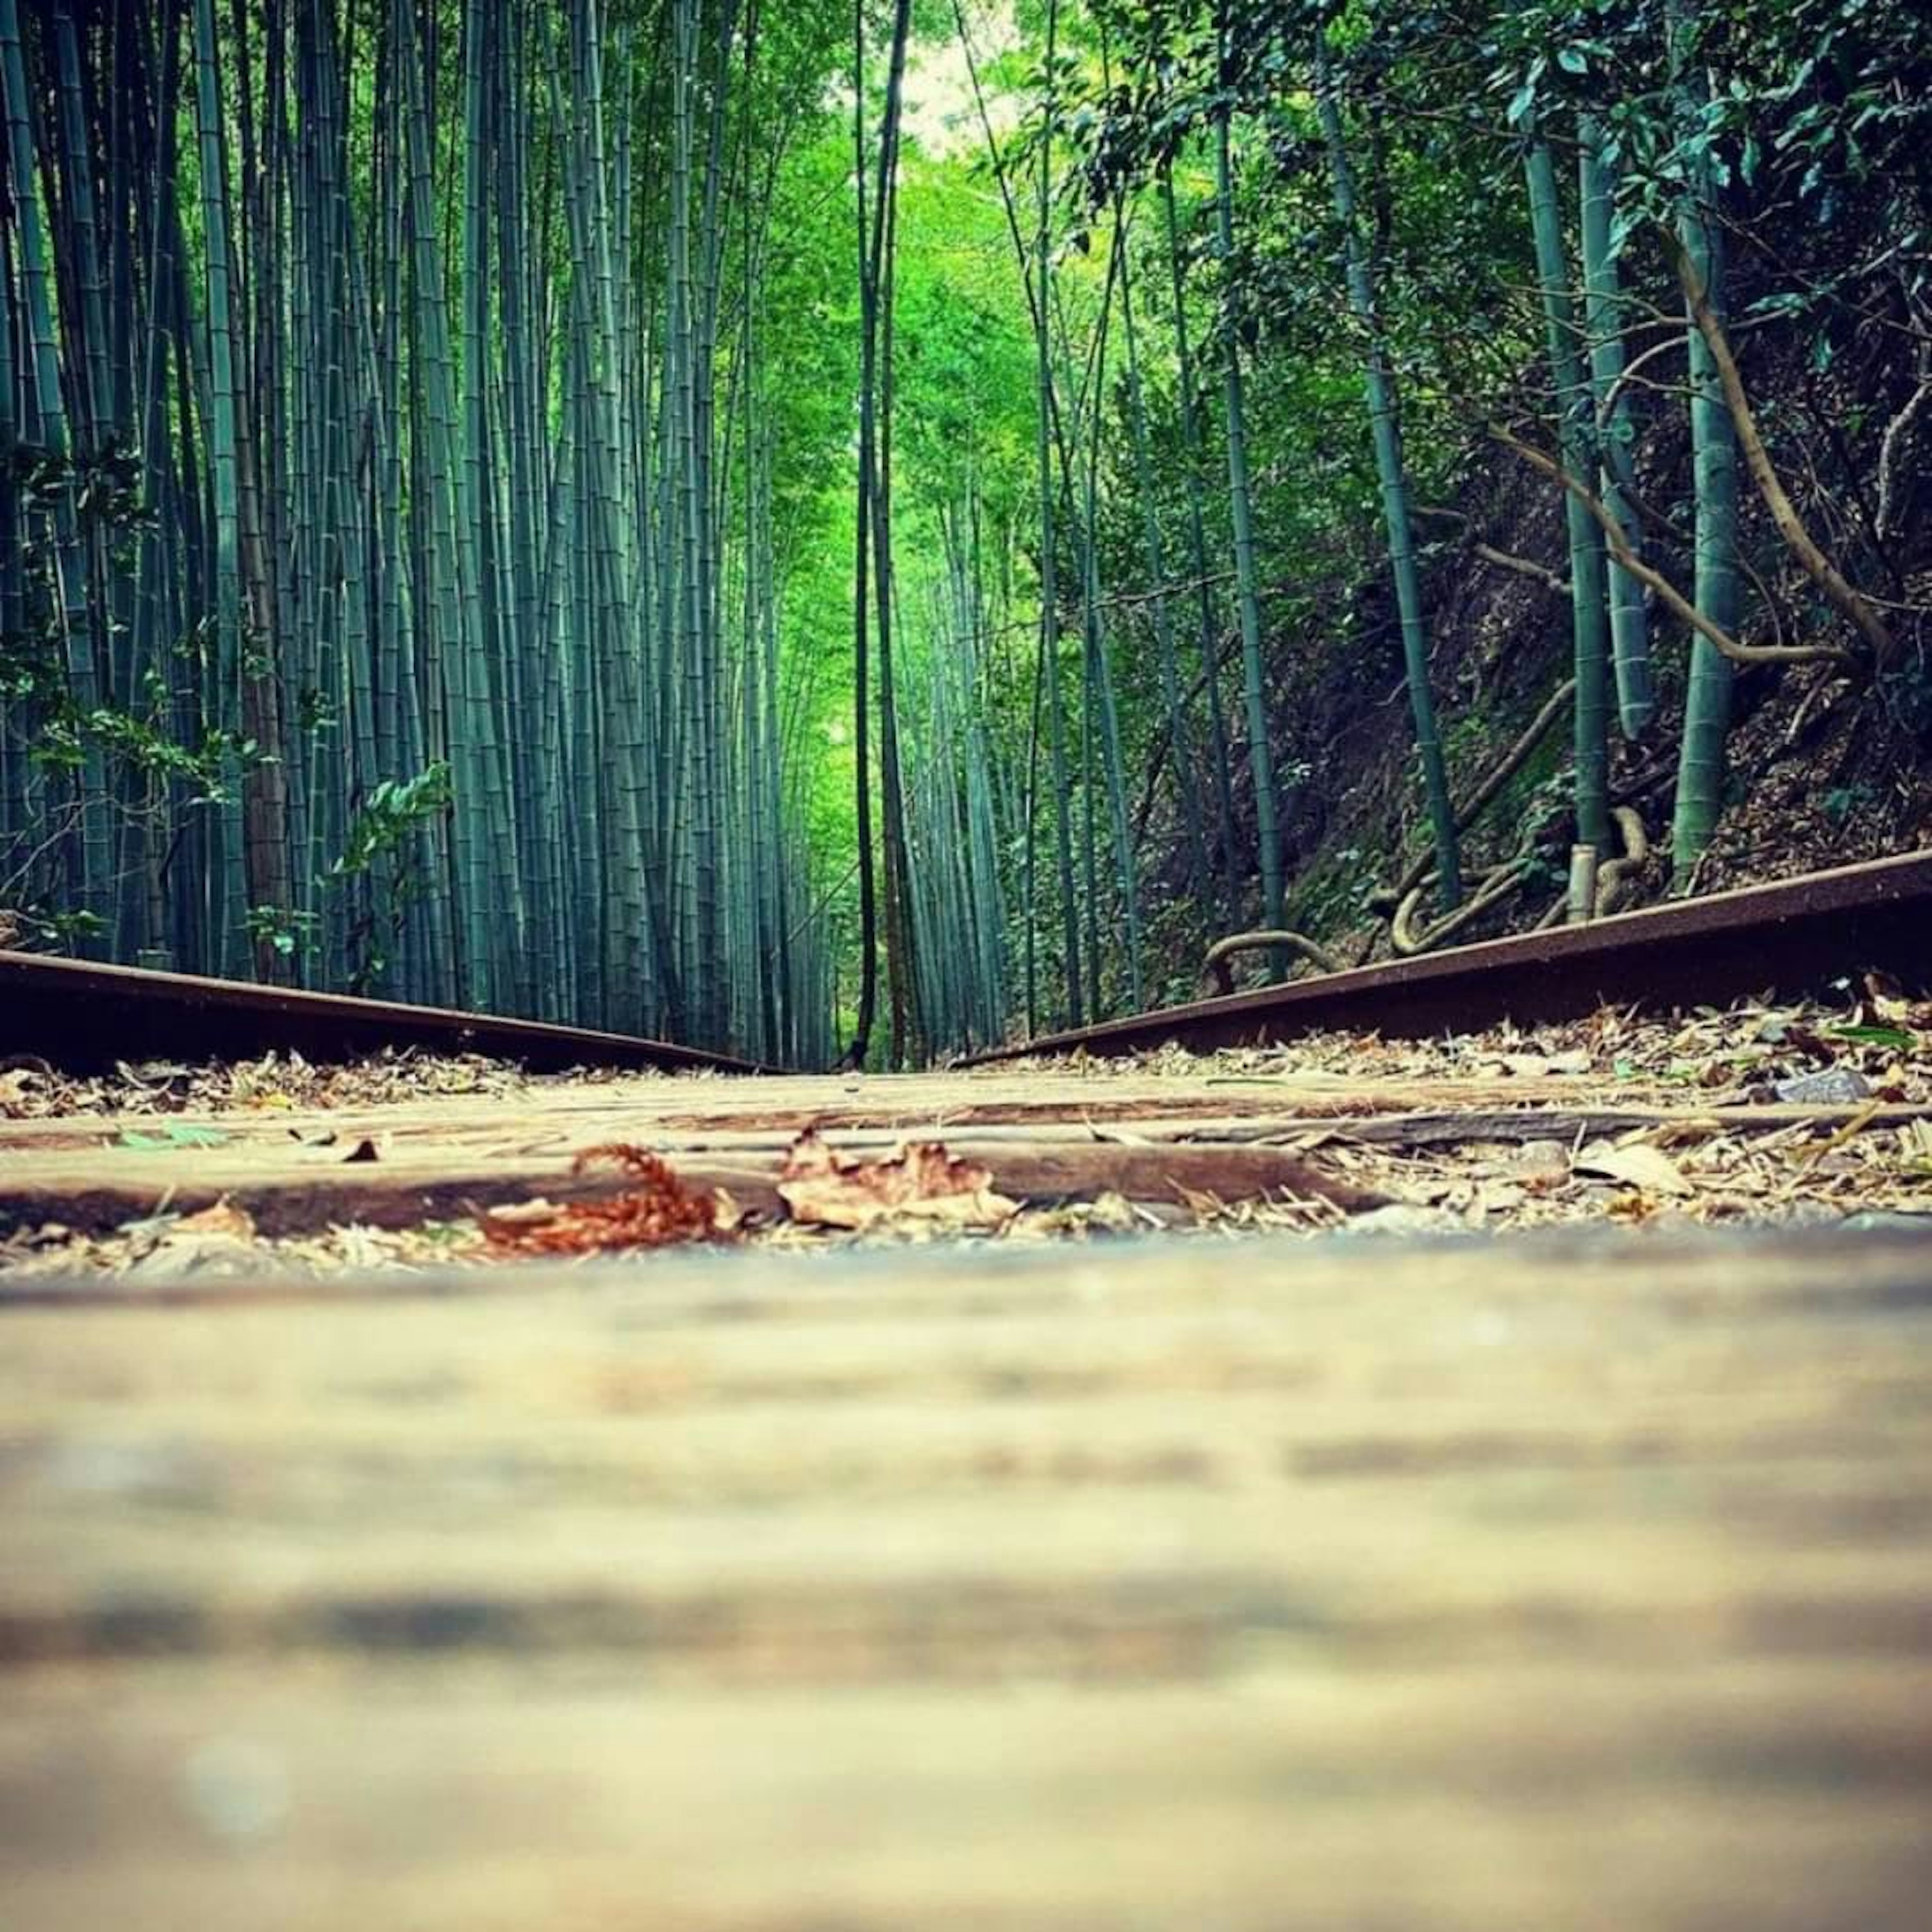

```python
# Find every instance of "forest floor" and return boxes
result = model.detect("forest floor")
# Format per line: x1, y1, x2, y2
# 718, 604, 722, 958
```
4, 989, 1928, 1282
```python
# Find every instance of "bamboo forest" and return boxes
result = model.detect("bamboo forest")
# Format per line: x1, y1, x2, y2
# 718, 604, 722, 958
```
3, 0, 1927, 1069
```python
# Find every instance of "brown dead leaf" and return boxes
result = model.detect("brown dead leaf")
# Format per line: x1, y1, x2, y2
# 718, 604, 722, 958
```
712, 1187, 747, 1236
777, 1128, 1020, 1232
175, 1198, 258, 1240
1504, 1139, 1573, 1193
480, 1144, 733, 1255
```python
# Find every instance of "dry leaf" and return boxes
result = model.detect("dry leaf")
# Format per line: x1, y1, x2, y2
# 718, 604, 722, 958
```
480, 1145, 732, 1254
175, 1198, 258, 1240
1505, 1139, 1573, 1192
1499, 1053, 1551, 1079
122, 1196, 260, 1279
0, 1068, 44, 1116
777, 1128, 1019, 1232
1574, 1140, 1694, 1197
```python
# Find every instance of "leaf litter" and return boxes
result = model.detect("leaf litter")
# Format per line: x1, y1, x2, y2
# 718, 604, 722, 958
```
776, 1128, 1020, 1233
0, 1045, 705, 1124
3, 991, 1928, 1278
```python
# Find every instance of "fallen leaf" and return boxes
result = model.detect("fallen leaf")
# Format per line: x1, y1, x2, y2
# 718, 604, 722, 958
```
1774, 1068, 1874, 1105
1172, 1180, 1227, 1221
1574, 1140, 1694, 1197
480, 1145, 730, 1254
115, 1060, 193, 1086
175, 1199, 258, 1240
777, 1128, 1019, 1232
1499, 1053, 1550, 1078
0, 1069, 44, 1116
116, 1123, 231, 1151
1341, 1204, 1466, 1239
1505, 1139, 1572, 1192
1898, 1120, 1932, 1176
1829, 1025, 1915, 1051
121, 1196, 261, 1279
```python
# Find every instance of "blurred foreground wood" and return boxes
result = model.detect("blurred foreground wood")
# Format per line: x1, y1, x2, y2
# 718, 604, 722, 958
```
3, 1228, 1931, 1929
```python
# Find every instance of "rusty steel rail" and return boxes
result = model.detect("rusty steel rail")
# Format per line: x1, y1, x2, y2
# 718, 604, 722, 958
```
964, 849, 1932, 1064
0, 951, 768, 1076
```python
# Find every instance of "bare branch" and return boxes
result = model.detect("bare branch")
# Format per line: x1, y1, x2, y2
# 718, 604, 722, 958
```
1877, 375, 1932, 538
1491, 427, 1859, 673
1202, 930, 1341, 995
1669, 235, 1894, 666
1373, 676, 1577, 911
1474, 541, 1569, 594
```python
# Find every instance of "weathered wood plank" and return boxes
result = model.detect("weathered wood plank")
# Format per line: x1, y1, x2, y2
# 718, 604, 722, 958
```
0, 1065, 1735, 1156
0, 1137, 1387, 1235
2, 1229, 1929, 1927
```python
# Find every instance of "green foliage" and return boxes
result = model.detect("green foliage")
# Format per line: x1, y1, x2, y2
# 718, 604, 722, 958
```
244, 903, 321, 962
329, 765, 455, 884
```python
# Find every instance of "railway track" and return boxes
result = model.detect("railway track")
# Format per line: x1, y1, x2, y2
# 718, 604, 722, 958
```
3, 849, 1926, 1078
966, 848, 1932, 1064
0, 951, 764, 1076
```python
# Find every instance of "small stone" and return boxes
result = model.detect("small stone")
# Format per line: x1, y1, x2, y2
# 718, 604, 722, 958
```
1773, 1068, 1873, 1105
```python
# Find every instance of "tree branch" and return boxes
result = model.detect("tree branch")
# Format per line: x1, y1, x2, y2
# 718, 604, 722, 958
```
1491, 427, 1858, 672
1202, 929, 1341, 995
1668, 235, 1894, 667
1877, 374, 1932, 538
1474, 541, 1569, 594
1372, 675, 1577, 912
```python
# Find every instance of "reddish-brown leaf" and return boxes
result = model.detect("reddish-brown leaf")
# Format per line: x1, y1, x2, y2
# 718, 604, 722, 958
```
480, 1144, 733, 1255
